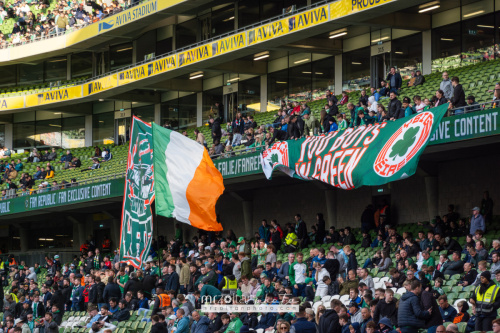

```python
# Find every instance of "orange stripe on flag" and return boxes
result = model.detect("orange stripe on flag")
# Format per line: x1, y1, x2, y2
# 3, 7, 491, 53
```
185, 149, 225, 231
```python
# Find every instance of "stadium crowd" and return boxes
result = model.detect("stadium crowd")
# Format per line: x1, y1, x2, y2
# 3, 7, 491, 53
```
0, 193, 497, 333
205, 67, 495, 159
0, 0, 129, 48
0, 146, 112, 198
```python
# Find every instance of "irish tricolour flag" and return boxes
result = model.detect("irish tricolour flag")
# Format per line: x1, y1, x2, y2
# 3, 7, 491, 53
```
152, 123, 224, 231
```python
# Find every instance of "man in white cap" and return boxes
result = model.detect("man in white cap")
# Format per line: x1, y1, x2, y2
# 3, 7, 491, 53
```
470, 206, 485, 235
167, 314, 176, 332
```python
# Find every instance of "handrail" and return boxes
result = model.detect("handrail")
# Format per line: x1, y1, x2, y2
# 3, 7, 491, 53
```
448, 100, 496, 115
0, 0, 331, 95
2, 171, 126, 200
210, 146, 265, 159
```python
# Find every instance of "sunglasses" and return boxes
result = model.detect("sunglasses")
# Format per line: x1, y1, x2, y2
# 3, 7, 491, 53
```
280, 327, 288, 329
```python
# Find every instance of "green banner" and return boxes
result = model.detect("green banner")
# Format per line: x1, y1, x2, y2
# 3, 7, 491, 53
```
429, 108, 499, 145
262, 104, 448, 189
213, 151, 262, 178
0, 178, 124, 216
119, 116, 155, 269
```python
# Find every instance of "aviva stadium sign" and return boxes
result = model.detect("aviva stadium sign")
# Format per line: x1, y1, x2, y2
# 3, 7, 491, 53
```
4, 0, 396, 111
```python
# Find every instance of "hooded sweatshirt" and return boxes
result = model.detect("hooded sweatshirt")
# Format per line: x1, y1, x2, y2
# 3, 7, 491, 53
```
27, 267, 37, 282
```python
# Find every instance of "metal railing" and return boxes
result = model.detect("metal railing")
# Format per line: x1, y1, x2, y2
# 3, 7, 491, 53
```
2, 171, 126, 200
209, 146, 265, 160
0, 0, 331, 95
447, 100, 497, 115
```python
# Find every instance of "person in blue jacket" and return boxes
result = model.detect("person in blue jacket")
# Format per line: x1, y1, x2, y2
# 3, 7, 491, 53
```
397, 280, 431, 333
175, 308, 190, 333
191, 311, 210, 333
291, 306, 316, 333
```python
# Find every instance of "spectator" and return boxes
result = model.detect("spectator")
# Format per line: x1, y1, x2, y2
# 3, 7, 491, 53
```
414, 70, 425, 86
386, 67, 402, 94
413, 95, 426, 113
358, 90, 369, 107
453, 301, 470, 324
379, 80, 389, 97
102, 149, 112, 162
470, 206, 485, 235
449, 76, 466, 114
467, 95, 480, 111
440, 72, 453, 100
292, 306, 316, 333
387, 92, 402, 120
303, 110, 319, 136
67, 157, 81, 169
398, 281, 431, 333
442, 251, 464, 276
339, 91, 349, 105
438, 295, 457, 322
434, 90, 448, 107
82, 159, 100, 172
373, 289, 397, 326
290, 252, 307, 297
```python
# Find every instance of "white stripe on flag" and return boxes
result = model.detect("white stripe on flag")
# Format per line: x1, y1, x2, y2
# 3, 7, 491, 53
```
164, 130, 205, 223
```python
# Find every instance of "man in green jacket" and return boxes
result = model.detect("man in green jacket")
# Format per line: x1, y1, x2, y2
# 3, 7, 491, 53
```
258, 277, 276, 301
237, 237, 251, 256
226, 313, 243, 333
239, 252, 252, 280
303, 111, 320, 137
339, 269, 359, 296
198, 283, 221, 301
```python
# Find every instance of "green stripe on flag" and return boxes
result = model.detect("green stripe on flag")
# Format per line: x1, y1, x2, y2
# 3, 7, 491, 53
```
152, 123, 175, 217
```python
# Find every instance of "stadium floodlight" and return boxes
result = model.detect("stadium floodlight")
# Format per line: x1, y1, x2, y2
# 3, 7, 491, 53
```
189, 71, 204, 79
329, 28, 347, 39
418, 5, 439, 13
253, 52, 269, 61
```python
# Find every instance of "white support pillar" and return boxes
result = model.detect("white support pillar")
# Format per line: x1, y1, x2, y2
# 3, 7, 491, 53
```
5, 123, 12, 150
422, 30, 432, 75
197, 92, 203, 127
154, 103, 161, 125
67, 54, 72, 80
260, 74, 267, 112
85, 115, 93, 147
335, 54, 343, 94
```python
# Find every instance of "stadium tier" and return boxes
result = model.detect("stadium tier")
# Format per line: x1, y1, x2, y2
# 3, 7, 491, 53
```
1, 1, 500, 333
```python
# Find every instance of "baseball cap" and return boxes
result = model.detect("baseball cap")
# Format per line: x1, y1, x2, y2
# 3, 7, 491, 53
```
349, 301, 359, 308
305, 278, 313, 284
168, 315, 176, 320
472, 206, 480, 211
301, 109, 311, 116
237, 237, 245, 244
198, 243, 204, 247
54, 255, 59, 259
188, 250, 195, 256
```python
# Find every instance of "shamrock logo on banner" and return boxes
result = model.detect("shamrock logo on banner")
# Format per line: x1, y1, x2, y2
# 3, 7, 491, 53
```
389, 127, 419, 161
